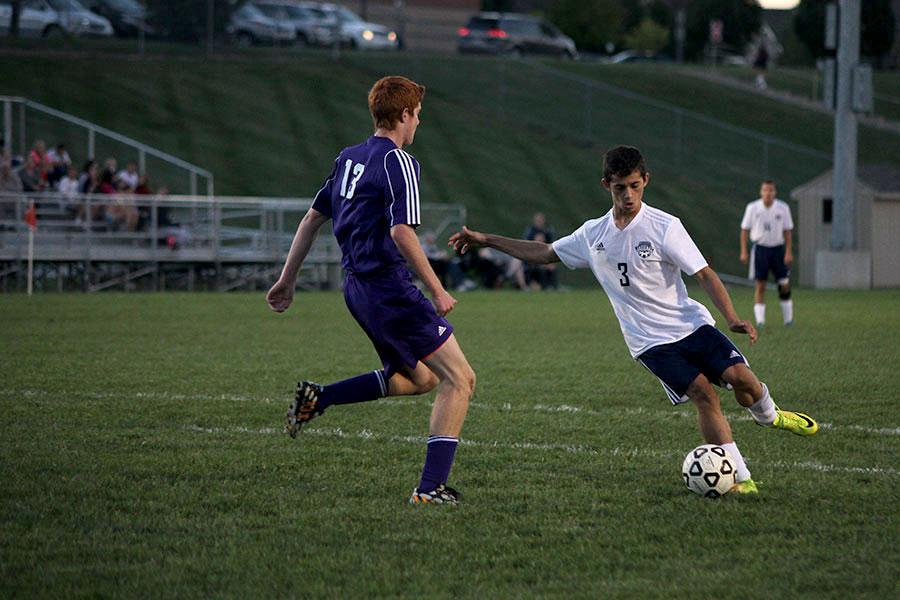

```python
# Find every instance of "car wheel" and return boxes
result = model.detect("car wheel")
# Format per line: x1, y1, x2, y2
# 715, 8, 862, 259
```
296, 33, 310, 47
508, 46, 523, 59
236, 31, 254, 47
42, 25, 64, 39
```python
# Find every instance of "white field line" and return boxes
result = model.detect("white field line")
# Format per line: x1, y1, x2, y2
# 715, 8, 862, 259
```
3, 388, 900, 437
183, 424, 900, 478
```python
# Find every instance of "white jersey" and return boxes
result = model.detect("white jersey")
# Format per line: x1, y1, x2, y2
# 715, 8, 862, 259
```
552, 203, 715, 358
740, 199, 793, 247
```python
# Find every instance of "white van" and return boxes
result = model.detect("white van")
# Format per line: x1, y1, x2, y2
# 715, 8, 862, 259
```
0, 0, 113, 38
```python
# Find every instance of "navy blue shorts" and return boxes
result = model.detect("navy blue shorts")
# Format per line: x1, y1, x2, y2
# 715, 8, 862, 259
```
752, 244, 790, 283
343, 268, 453, 378
637, 325, 749, 405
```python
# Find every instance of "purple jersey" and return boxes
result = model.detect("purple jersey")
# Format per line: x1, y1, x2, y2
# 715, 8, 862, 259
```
312, 136, 421, 276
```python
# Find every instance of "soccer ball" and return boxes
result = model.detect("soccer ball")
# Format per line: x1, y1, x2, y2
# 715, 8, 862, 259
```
681, 444, 736, 498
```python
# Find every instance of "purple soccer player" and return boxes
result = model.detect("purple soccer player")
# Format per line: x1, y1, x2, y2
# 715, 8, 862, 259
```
266, 76, 475, 505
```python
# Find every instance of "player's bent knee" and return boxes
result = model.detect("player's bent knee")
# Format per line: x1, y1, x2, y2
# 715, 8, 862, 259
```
417, 371, 439, 394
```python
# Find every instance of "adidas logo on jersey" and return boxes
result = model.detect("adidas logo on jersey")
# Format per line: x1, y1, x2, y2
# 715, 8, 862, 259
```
438, 326, 447, 336
594, 241, 606, 252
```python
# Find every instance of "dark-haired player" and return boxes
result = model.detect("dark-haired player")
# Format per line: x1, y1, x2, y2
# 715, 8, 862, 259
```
267, 76, 475, 505
740, 180, 795, 328
450, 146, 817, 495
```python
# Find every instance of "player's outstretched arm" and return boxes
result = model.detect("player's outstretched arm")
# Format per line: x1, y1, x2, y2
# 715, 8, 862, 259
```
391, 224, 457, 316
449, 226, 559, 265
693, 266, 758, 344
266, 208, 330, 313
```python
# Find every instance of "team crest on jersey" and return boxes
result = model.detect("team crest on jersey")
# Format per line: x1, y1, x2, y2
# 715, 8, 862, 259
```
635, 241, 654, 258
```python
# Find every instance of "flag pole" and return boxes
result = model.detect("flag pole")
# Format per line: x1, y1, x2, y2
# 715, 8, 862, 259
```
27, 224, 34, 295
25, 200, 36, 295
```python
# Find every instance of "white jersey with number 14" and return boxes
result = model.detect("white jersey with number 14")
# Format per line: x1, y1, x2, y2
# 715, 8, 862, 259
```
552, 203, 715, 358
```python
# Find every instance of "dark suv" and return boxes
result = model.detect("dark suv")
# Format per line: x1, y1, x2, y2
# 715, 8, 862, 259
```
457, 13, 576, 58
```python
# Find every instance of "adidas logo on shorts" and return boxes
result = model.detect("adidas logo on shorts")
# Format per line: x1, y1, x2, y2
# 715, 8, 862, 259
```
438, 326, 447, 336
729, 350, 741, 359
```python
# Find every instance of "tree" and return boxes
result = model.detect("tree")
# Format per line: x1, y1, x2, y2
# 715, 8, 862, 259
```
794, 0, 895, 61
546, 0, 624, 53
143, 0, 233, 43
9, 0, 21, 38
624, 18, 671, 54
684, 0, 762, 61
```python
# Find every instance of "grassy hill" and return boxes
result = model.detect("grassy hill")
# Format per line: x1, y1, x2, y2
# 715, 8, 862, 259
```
3, 50, 898, 278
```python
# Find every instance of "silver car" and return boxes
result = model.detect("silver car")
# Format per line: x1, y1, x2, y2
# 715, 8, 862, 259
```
318, 3, 397, 50
251, 1, 338, 47
227, 2, 296, 47
0, 0, 113, 38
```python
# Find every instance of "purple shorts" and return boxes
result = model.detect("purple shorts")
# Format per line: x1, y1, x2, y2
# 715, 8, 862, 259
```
343, 268, 453, 378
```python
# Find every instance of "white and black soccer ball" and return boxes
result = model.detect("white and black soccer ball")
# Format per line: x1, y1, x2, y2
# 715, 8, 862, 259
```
681, 444, 736, 498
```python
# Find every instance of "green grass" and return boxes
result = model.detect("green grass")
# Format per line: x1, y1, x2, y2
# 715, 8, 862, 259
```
2, 290, 899, 598
3, 50, 900, 279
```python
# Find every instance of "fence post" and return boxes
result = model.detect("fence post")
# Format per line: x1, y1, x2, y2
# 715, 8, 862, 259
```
88, 128, 95, 159
138, 148, 146, 175
3, 100, 11, 157
18, 103, 25, 158
190, 171, 198, 196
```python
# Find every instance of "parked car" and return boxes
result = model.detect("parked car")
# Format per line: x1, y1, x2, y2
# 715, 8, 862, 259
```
457, 13, 576, 59
607, 50, 673, 64
251, 0, 338, 47
317, 3, 397, 50
0, 0, 113, 38
85, 0, 152, 38
227, 2, 296, 46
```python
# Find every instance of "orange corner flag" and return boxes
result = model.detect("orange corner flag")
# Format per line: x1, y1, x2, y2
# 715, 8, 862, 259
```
24, 202, 37, 231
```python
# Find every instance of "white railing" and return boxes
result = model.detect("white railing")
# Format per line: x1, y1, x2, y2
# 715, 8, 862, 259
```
1, 96, 214, 196
0, 192, 466, 292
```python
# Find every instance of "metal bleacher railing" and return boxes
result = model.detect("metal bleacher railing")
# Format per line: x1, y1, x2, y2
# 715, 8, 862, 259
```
0, 192, 466, 293
1, 96, 214, 197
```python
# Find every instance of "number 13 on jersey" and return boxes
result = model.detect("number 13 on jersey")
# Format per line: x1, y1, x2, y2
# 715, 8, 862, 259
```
340, 160, 365, 199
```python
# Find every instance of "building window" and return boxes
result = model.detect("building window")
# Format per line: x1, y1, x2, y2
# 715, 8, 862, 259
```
823, 197, 833, 224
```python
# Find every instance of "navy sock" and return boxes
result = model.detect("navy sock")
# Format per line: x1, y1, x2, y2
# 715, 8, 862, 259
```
317, 370, 387, 411
417, 436, 459, 493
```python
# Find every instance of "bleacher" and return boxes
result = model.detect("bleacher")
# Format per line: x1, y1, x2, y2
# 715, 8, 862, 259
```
0, 192, 465, 292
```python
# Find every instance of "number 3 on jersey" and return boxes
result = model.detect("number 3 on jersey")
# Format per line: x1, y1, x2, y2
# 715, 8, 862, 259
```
340, 159, 365, 199
617, 262, 630, 287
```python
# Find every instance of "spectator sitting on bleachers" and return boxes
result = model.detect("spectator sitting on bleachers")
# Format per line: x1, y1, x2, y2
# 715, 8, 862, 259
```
28, 140, 53, 189
116, 160, 139, 192
57, 165, 80, 199
47, 142, 71, 187
103, 157, 118, 185
0, 155, 24, 222
79, 160, 99, 194
99, 169, 139, 231
18, 155, 42, 192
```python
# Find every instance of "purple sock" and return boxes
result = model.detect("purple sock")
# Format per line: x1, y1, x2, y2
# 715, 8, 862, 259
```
417, 436, 459, 493
317, 370, 387, 411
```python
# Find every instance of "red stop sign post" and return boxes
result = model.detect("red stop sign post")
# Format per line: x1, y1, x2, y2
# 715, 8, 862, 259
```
709, 19, 723, 65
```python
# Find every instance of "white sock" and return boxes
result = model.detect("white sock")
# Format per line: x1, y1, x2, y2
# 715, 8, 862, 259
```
721, 442, 751, 482
780, 300, 793, 324
753, 303, 766, 325
748, 382, 777, 425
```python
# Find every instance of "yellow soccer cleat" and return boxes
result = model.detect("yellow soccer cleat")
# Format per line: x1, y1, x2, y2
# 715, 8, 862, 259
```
729, 478, 759, 495
772, 409, 819, 436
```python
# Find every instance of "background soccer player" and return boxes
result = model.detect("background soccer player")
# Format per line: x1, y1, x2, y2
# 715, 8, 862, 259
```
449, 145, 817, 495
266, 76, 476, 505
740, 180, 795, 328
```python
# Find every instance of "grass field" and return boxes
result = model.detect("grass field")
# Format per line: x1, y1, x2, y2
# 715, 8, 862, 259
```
10, 50, 900, 279
2, 289, 899, 598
